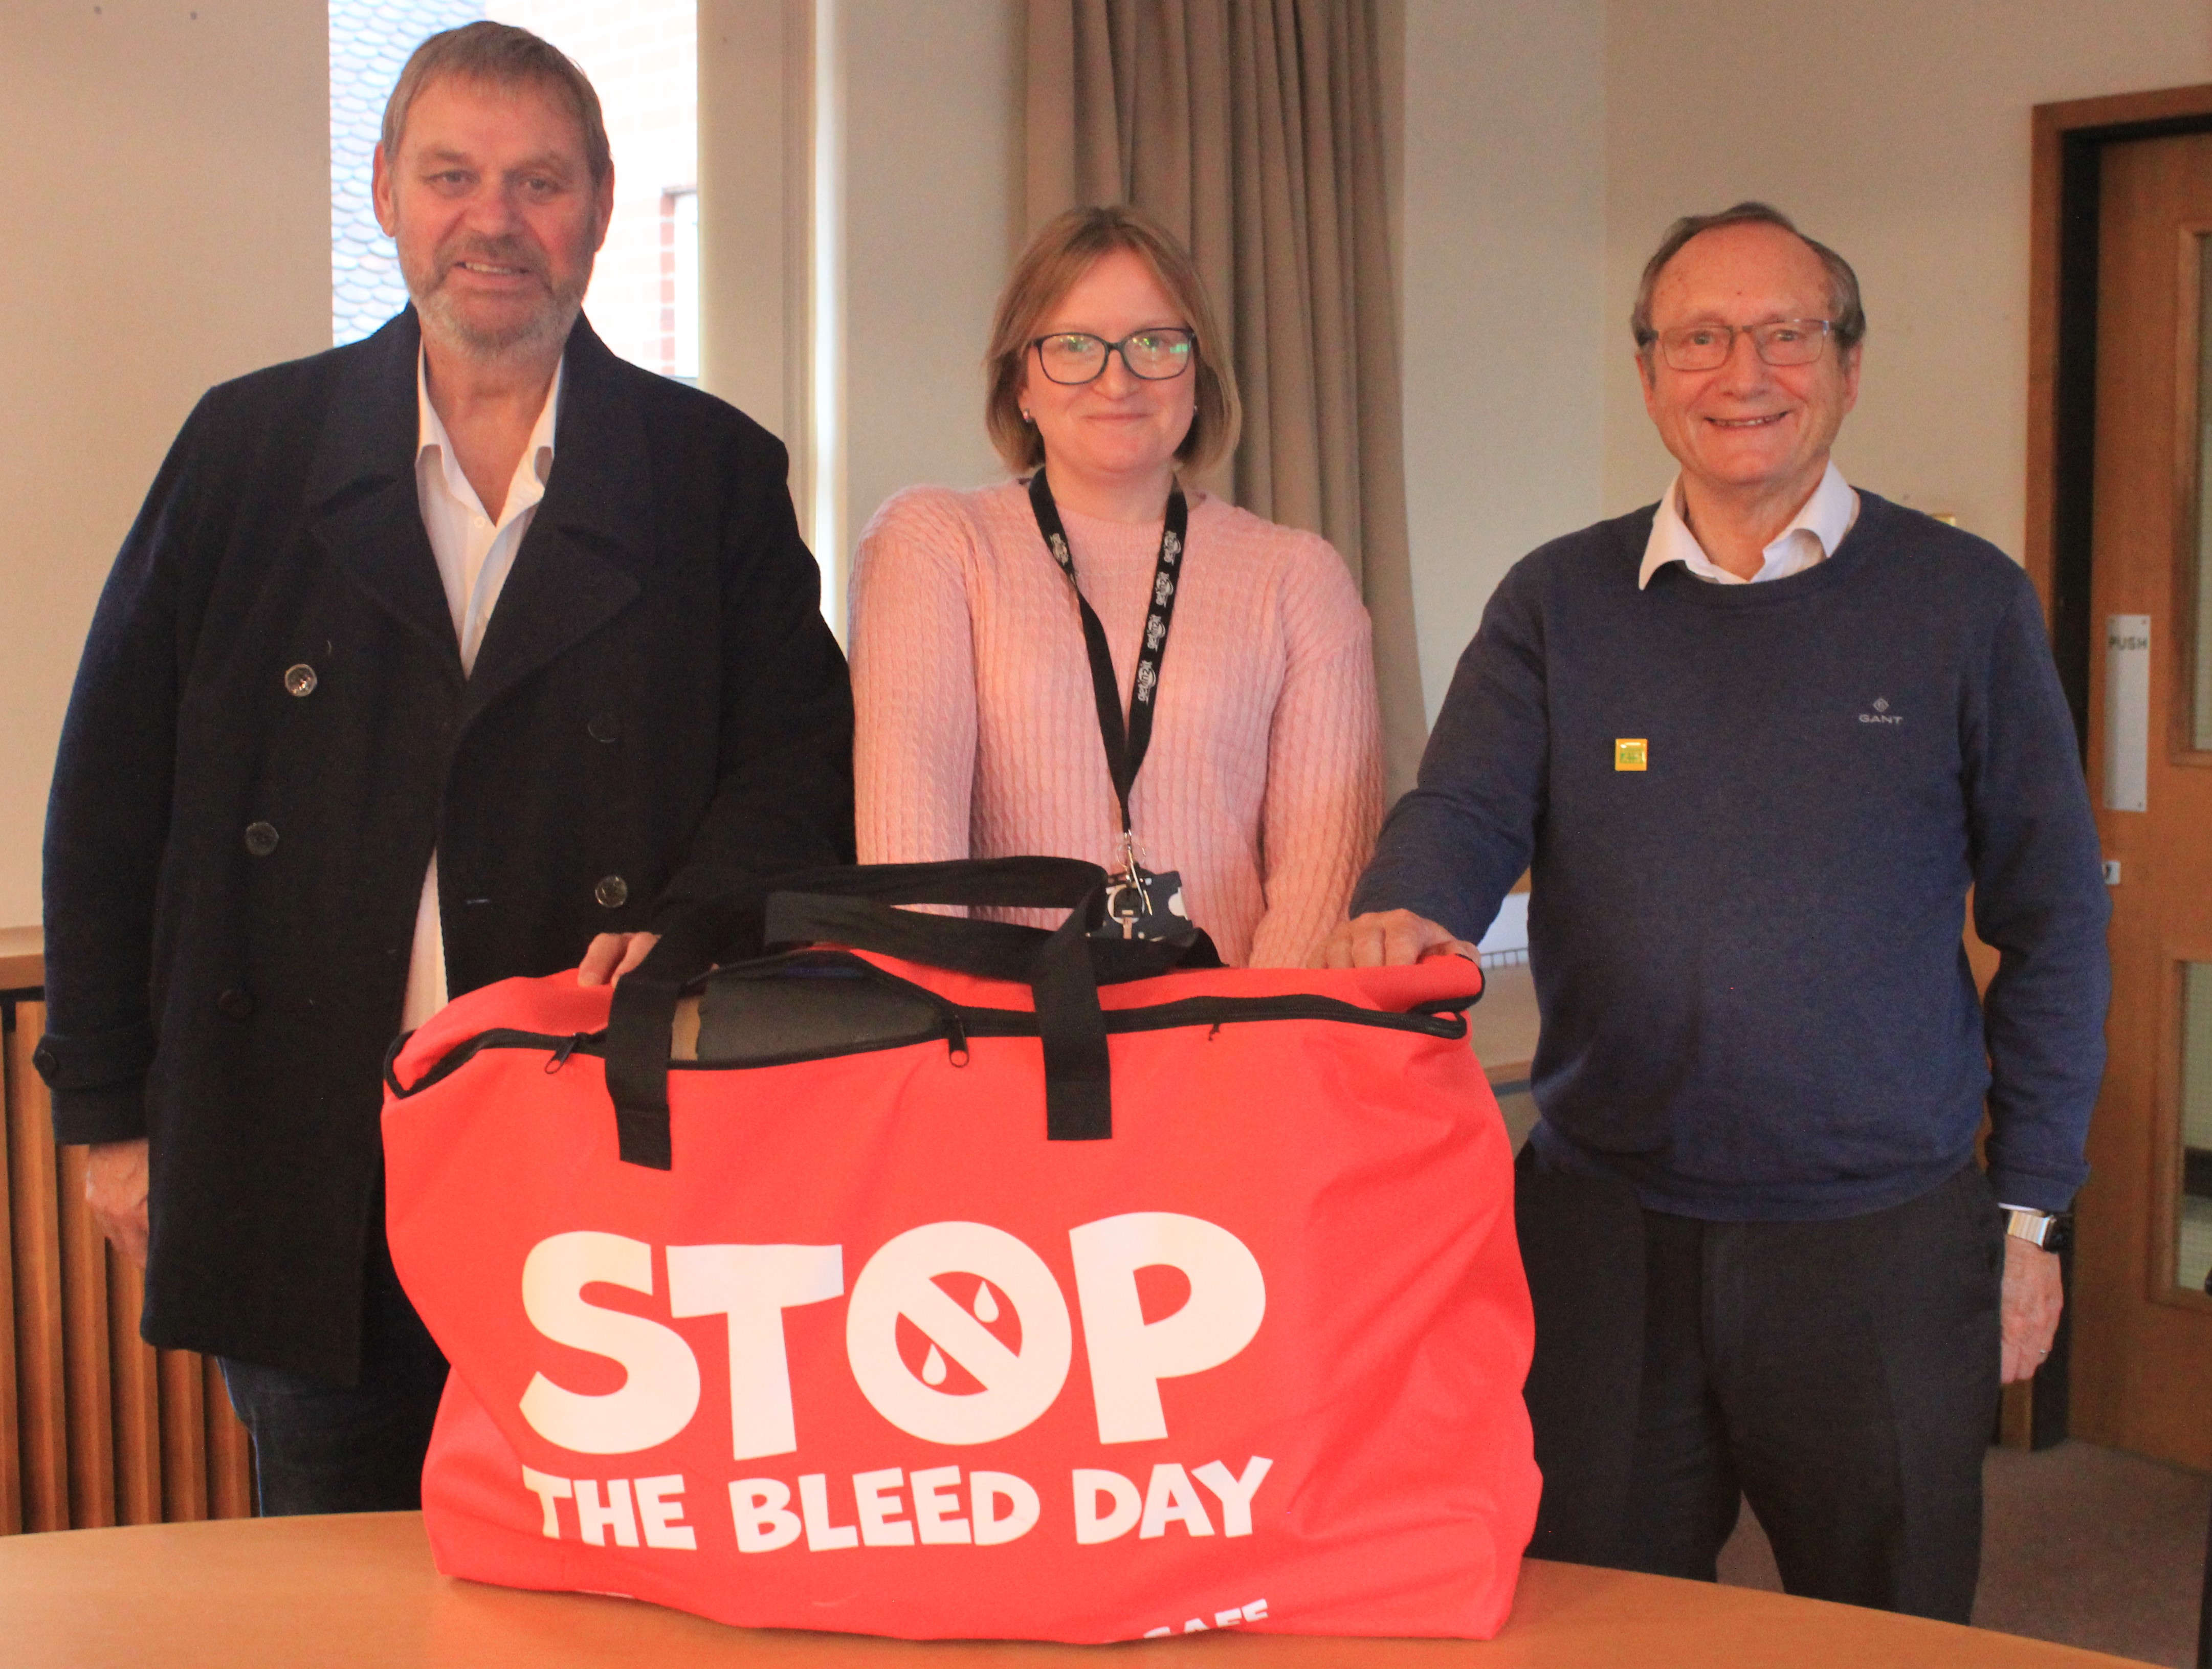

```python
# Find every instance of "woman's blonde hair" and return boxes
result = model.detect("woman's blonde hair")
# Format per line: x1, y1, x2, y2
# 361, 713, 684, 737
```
984, 204, 1242, 476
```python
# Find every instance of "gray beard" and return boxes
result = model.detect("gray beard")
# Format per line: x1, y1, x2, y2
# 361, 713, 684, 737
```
413, 281, 584, 364
406, 247, 590, 364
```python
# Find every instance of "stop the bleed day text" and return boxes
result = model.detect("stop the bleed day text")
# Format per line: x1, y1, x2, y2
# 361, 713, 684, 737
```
520, 1456, 1273, 1550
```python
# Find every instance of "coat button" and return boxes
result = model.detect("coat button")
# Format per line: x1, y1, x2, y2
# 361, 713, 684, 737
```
244, 821, 279, 857
31, 1043, 57, 1078
283, 663, 318, 697
594, 874, 629, 909
587, 712, 620, 743
217, 987, 255, 1021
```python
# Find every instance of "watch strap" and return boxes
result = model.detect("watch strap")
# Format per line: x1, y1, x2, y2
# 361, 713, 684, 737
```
2004, 1208, 2073, 1254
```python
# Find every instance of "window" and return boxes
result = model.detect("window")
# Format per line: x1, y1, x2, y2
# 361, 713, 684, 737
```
662, 186, 700, 384
330, 0, 481, 345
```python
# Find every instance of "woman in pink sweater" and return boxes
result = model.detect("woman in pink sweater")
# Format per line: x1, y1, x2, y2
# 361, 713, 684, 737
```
849, 206, 1381, 968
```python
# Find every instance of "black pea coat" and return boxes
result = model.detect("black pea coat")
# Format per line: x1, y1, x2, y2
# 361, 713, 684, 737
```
36, 310, 855, 1383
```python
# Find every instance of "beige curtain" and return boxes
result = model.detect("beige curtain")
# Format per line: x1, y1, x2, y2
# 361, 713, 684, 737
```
1024, 0, 1425, 799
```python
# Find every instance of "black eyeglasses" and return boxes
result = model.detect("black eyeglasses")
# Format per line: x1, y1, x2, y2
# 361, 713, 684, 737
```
1652, 318, 1837, 372
1029, 328, 1196, 384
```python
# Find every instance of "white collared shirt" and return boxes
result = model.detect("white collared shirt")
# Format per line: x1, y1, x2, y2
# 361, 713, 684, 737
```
1638, 460, 1860, 590
400, 349, 563, 1029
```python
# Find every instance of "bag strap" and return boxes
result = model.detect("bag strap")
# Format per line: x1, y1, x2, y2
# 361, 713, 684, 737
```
604, 859, 1208, 1169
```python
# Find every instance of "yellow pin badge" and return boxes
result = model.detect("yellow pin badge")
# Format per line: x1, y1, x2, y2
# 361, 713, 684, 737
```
1615, 738, 1648, 772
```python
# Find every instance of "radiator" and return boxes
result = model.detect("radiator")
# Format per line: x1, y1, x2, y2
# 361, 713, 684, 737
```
3, 992, 255, 1532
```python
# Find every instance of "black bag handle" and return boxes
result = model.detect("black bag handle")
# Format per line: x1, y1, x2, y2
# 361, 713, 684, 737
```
604, 859, 1216, 1169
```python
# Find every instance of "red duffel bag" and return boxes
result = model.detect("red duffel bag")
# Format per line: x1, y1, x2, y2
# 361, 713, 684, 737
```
382, 859, 1537, 1642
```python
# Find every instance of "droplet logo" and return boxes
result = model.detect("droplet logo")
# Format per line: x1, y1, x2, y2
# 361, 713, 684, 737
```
846, 1222, 1074, 1444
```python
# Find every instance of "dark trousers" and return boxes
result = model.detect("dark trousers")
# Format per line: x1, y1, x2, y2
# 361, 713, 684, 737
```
1519, 1155, 2004, 1623
219, 1223, 448, 1516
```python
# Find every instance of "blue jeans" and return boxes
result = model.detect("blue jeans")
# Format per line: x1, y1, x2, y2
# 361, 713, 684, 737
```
219, 1226, 448, 1516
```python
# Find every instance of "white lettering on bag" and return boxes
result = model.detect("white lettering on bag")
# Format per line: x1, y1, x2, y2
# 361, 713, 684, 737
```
1071, 1468, 1143, 1544
634, 1474, 697, 1549
518, 1232, 701, 1454
845, 1221, 1073, 1444
729, 1478, 803, 1552
798, 1471, 860, 1550
521, 1466, 571, 1536
909, 1465, 968, 1544
970, 1470, 1041, 1545
666, 1243, 844, 1460
1068, 1213, 1267, 1443
853, 1466, 916, 1546
574, 1477, 640, 1547
1139, 1462, 1213, 1539
513, 1215, 1270, 1459
535, 1461, 1256, 1554
727, 1467, 1043, 1552
1193, 1456, 1274, 1536
1143, 1597, 1269, 1637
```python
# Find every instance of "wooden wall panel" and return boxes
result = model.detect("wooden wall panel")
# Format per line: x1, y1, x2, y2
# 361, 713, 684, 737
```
108, 1253, 161, 1524
158, 1349, 208, 1522
7, 1007, 69, 1532
205, 1357, 254, 1520
0, 1012, 16, 1536
54, 1144, 115, 1527
3, 976, 257, 1533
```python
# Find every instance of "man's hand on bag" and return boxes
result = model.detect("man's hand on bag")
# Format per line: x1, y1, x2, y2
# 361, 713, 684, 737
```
85, 1137, 151, 1270
578, 931, 661, 987
1309, 910, 1479, 970
2000, 1237, 2064, 1385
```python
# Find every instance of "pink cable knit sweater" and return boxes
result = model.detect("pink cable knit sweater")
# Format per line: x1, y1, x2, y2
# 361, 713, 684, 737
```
850, 480, 1382, 968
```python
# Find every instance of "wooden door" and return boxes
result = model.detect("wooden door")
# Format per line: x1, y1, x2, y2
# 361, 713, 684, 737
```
2072, 129, 2212, 1467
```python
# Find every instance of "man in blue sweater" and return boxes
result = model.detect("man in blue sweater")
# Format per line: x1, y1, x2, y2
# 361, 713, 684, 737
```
1316, 203, 2107, 1620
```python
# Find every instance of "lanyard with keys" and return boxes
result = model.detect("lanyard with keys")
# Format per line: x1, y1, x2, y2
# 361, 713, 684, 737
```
1026, 467, 1195, 942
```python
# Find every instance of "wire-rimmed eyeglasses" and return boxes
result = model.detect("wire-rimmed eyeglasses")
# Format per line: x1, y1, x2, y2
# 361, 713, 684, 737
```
1652, 318, 1836, 372
1029, 327, 1196, 385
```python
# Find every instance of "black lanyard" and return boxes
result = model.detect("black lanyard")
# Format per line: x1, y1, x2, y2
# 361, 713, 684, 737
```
1026, 467, 1188, 856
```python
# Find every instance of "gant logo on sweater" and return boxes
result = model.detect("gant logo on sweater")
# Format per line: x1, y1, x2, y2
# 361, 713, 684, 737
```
1859, 697, 1903, 726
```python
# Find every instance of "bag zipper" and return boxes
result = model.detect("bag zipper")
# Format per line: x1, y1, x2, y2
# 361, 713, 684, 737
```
387, 957, 1473, 1098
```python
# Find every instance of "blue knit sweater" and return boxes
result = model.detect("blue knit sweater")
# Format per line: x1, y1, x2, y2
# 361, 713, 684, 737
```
1355, 493, 2108, 1219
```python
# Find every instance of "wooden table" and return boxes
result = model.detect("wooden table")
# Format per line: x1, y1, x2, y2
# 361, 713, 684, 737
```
0, 924, 42, 993
0, 1512, 2143, 1667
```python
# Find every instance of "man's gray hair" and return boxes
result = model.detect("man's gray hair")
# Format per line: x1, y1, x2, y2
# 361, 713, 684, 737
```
1630, 202, 1866, 355
381, 21, 611, 186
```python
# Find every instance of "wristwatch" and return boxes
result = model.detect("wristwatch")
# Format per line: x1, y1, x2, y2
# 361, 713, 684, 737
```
2004, 1208, 2073, 1254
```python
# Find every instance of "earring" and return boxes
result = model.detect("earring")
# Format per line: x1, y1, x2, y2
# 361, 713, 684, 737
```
1020, 409, 1034, 423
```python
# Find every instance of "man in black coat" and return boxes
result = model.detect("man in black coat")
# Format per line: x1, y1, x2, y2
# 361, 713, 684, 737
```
33, 23, 854, 1512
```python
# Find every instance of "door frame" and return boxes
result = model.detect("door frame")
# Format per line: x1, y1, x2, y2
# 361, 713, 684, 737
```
2028, 83, 2212, 1454
2029, 83, 2212, 745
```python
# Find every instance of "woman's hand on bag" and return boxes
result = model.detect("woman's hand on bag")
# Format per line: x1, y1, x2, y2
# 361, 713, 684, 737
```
1309, 910, 1477, 969
578, 932, 661, 986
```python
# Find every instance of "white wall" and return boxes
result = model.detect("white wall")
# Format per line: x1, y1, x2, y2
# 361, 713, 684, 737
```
0, 2, 331, 930
1398, 0, 1606, 723
836, 0, 1023, 585
699, 0, 805, 442
1602, 0, 2212, 550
